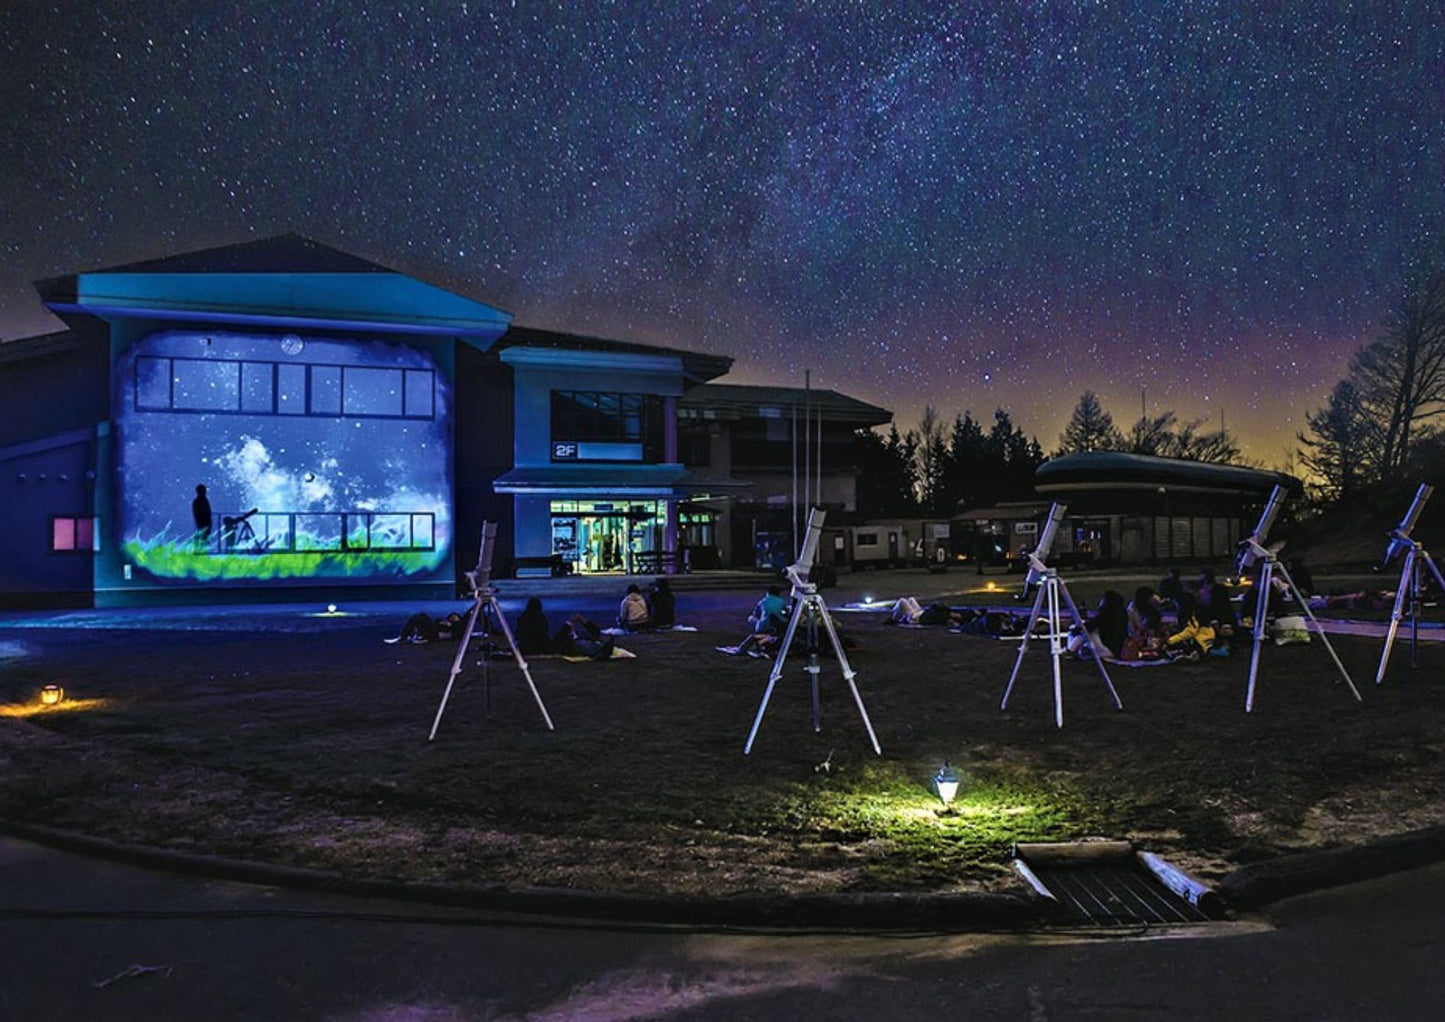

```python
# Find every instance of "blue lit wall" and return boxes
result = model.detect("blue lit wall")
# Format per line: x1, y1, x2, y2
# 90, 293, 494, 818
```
112, 329, 452, 585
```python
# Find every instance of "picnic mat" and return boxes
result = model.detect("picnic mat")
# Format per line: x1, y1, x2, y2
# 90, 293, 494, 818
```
560, 647, 637, 662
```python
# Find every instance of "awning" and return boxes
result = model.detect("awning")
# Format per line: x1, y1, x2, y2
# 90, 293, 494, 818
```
492, 464, 751, 500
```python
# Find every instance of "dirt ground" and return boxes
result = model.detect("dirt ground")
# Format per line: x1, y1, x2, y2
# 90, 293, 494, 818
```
1, 574, 1442, 899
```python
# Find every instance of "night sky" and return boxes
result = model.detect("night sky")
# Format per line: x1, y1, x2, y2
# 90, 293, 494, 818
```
4, 3, 1444, 465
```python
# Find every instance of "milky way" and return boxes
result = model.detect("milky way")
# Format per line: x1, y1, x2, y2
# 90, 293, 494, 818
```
3, 3, 1443, 463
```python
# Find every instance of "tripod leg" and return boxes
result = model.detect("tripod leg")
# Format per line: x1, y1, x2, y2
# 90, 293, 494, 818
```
744, 599, 806, 755
1047, 578, 1065, 728
488, 596, 555, 731
1057, 581, 1123, 711
1279, 565, 1361, 702
1410, 556, 1421, 668
429, 597, 483, 741
1245, 561, 1271, 713
1001, 582, 1049, 711
1376, 549, 1414, 685
806, 611, 821, 733
814, 595, 881, 755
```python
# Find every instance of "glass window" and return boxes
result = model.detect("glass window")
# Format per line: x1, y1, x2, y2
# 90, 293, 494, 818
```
172, 359, 240, 411
240, 362, 274, 413
310, 365, 342, 415
277, 364, 307, 415
344, 367, 404, 417
51, 516, 97, 552
404, 370, 434, 417
135, 357, 171, 409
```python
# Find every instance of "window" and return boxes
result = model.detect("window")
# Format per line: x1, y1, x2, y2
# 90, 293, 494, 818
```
856, 532, 879, 547
551, 390, 664, 460
51, 516, 98, 552
133, 357, 435, 421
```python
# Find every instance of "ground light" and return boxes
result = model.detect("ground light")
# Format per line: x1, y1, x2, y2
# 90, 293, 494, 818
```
934, 760, 960, 807
39, 684, 64, 706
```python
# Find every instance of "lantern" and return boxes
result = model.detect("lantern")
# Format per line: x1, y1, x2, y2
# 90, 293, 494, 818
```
40, 684, 64, 706
934, 760, 960, 807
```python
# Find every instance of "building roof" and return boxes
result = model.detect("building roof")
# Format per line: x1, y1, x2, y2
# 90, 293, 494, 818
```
36, 234, 393, 300
1036, 451, 1300, 495
500, 324, 732, 385
678, 383, 892, 426
0, 329, 79, 364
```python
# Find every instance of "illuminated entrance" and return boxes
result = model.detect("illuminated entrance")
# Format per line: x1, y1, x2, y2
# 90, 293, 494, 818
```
550, 500, 666, 574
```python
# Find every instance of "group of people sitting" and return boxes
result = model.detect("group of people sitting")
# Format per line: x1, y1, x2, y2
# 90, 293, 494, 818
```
1071, 569, 1240, 662
616, 579, 676, 631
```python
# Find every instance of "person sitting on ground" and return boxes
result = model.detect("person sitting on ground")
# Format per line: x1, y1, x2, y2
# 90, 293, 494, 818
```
1158, 566, 1184, 610
552, 614, 615, 660
386, 610, 466, 644
514, 596, 552, 656
1066, 589, 1129, 660
646, 578, 676, 629
1202, 578, 1239, 654
719, 585, 789, 657
1164, 592, 1216, 661
618, 583, 650, 631
1122, 586, 1166, 660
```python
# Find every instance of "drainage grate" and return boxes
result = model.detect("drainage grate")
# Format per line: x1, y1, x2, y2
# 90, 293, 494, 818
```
1014, 842, 1220, 928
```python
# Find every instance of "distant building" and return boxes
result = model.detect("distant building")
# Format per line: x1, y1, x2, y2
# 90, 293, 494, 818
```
678, 384, 892, 568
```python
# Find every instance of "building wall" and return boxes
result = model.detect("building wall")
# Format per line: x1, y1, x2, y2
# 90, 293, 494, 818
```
0, 433, 96, 605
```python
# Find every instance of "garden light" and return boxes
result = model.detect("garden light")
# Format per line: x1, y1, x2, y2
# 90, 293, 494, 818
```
327, 603, 338, 614
39, 684, 64, 706
934, 760, 960, 806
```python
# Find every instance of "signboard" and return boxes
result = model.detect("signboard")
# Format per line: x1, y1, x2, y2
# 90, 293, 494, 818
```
552, 441, 578, 460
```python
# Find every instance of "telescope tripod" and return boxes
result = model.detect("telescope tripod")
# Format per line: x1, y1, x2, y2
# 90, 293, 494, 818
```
429, 584, 554, 741
1245, 548, 1361, 712
1001, 567, 1122, 728
744, 585, 881, 755
1375, 539, 1445, 683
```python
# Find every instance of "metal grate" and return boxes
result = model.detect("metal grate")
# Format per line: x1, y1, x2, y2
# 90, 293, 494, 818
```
1027, 861, 1214, 927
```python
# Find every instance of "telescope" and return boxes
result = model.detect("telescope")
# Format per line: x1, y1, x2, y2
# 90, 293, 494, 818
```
785, 506, 826, 590
1383, 484, 1433, 567
222, 507, 260, 527
1234, 485, 1286, 578
1021, 503, 1067, 595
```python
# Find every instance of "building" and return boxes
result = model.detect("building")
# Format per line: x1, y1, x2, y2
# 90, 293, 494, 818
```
0, 235, 744, 606
677, 384, 891, 568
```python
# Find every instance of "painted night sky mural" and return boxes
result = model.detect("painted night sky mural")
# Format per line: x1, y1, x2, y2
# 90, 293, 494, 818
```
3, 5, 1445, 463
115, 331, 452, 583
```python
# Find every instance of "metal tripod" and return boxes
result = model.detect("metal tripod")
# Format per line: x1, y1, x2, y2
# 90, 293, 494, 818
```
1375, 538, 1445, 684
1001, 567, 1122, 728
744, 583, 881, 756
1244, 545, 1361, 712
428, 582, 555, 741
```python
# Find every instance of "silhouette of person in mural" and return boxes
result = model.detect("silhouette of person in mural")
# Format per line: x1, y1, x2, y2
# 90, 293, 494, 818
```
191, 484, 212, 549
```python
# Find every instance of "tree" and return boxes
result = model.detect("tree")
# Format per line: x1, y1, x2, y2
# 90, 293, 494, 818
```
1057, 391, 1124, 454
1298, 380, 1373, 501
1350, 265, 1445, 485
855, 424, 919, 518
1129, 410, 1244, 464
914, 405, 951, 513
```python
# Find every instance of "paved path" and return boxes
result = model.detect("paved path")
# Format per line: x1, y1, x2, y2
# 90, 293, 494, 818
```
4, 834, 1443, 1020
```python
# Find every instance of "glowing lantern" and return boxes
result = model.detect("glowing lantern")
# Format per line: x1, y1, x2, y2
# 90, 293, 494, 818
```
40, 684, 64, 706
934, 760, 960, 806
326, 604, 338, 614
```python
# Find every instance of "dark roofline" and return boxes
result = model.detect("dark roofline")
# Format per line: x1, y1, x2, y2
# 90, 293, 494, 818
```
500, 324, 732, 384
678, 383, 892, 426
0, 330, 81, 365
1036, 451, 1300, 494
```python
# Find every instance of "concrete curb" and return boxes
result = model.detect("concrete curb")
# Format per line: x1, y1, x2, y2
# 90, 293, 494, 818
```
1216, 824, 1445, 910
0, 818, 1045, 933
8, 816, 1444, 930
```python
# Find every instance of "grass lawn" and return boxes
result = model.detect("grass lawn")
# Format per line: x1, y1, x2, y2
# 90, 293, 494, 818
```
2, 582, 1442, 898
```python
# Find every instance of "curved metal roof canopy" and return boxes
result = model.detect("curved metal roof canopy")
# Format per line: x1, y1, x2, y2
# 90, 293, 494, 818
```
1036, 451, 1300, 497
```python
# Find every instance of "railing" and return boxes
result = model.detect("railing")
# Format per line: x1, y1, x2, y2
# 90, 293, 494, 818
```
200, 509, 437, 554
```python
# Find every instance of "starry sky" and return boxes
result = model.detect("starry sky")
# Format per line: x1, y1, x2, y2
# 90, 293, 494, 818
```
3, 2, 1444, 466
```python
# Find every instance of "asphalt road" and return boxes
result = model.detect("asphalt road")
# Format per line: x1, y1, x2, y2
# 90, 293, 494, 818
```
3, 834, 1441, 1021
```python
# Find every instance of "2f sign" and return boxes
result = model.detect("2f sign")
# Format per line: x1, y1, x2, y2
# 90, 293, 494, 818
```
552, 441, 578, 460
